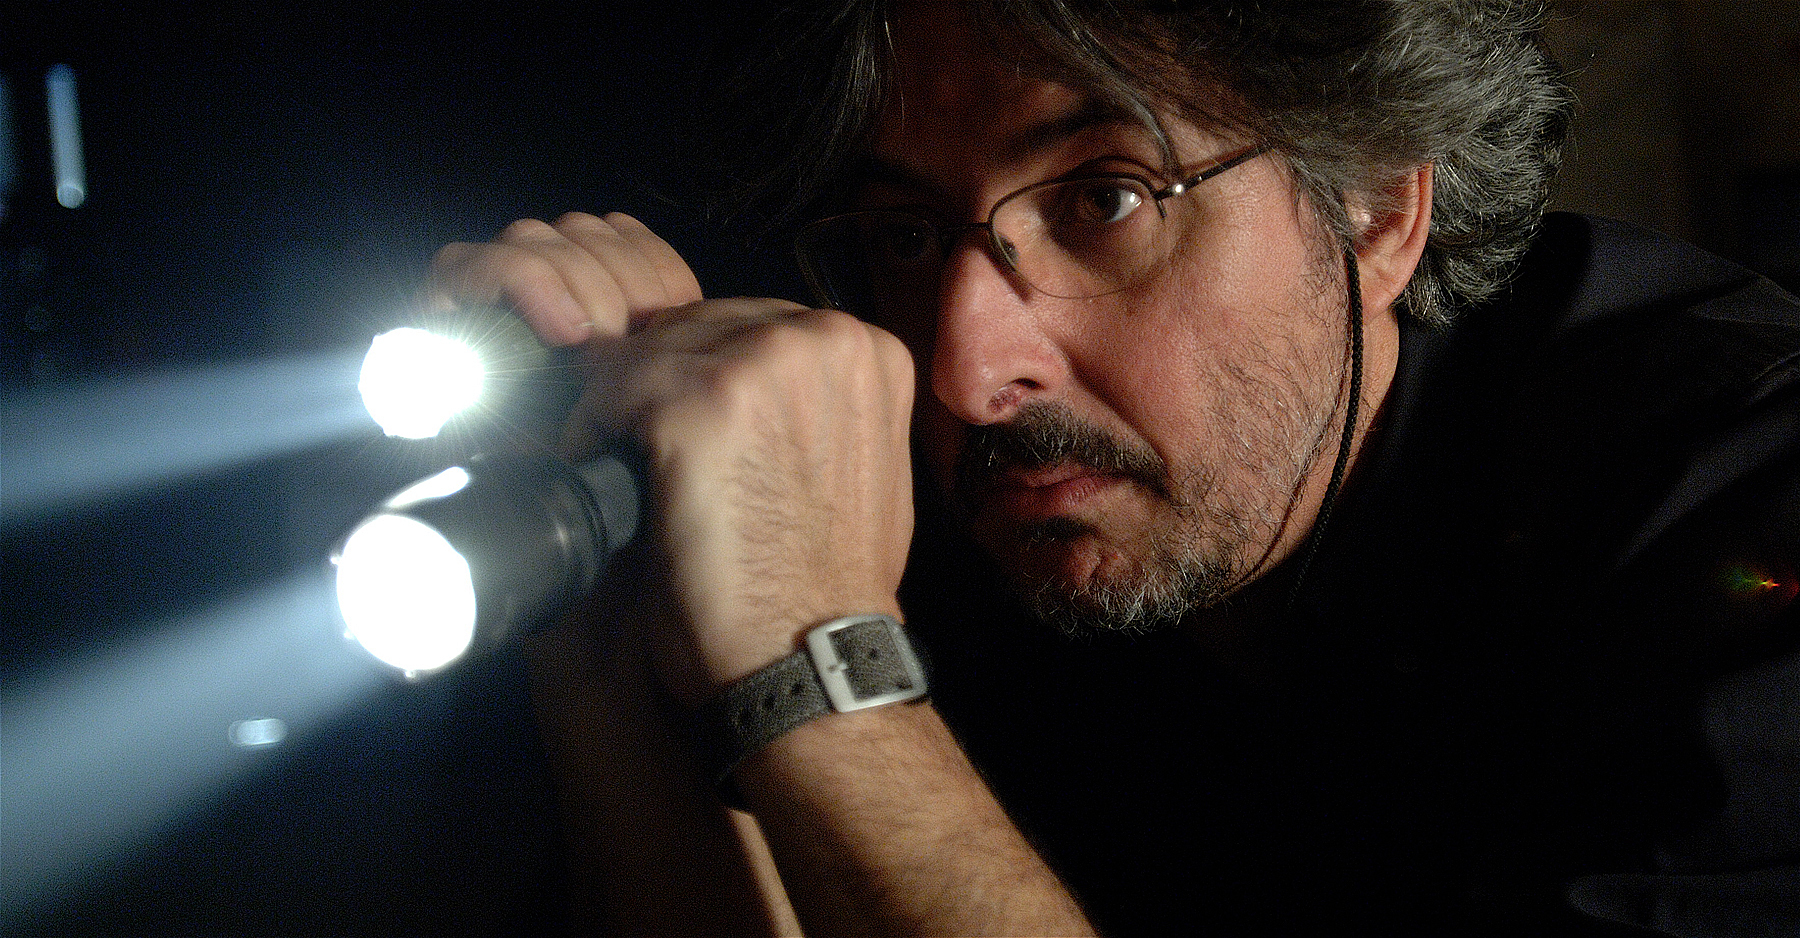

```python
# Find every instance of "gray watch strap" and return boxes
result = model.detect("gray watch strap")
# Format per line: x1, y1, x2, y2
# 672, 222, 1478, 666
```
695, 614, 928, 793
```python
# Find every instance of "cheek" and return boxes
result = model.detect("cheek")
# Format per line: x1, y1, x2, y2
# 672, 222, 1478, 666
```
1066, 283, 1220, 458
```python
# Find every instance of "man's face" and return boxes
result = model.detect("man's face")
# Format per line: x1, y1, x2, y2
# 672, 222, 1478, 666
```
865, 7, 1357, 634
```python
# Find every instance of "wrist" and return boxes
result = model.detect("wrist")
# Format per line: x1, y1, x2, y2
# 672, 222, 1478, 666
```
677, 596, 906, 702
691, 613, 929, 804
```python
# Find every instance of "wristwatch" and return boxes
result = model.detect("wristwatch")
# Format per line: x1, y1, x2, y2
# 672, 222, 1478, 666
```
695, 613, 929, 796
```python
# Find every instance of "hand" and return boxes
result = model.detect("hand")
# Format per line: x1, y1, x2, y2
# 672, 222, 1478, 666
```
608, 300, 916, 704
430, 211, 702, 345
430, 213, 916, 706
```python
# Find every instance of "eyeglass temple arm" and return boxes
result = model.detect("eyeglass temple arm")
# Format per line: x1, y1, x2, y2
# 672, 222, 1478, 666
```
1155, 144, 1269, 200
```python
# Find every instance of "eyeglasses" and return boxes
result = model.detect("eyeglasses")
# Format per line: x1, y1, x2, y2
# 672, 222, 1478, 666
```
795, 146, 1265, 320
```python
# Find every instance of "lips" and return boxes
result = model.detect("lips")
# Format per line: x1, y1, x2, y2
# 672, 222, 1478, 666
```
1006, 462, 1093, 489
947, 401, 1167, 524
983, 461, 1124, 521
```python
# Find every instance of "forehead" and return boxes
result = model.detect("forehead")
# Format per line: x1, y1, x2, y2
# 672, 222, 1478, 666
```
873, 2, 1161, 188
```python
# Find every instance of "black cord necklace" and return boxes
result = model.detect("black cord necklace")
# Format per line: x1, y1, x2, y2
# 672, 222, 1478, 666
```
1285, 246, 1365, 612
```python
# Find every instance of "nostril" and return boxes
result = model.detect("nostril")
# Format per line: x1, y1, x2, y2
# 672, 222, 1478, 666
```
988, 383, 1026, 415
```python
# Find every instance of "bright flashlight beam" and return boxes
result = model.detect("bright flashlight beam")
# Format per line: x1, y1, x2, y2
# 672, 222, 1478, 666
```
336, 511, 479, 674
359, 327, 486, 439
353, 308, 577, 448
0, 574, 386, 927
0, 347, 373, 526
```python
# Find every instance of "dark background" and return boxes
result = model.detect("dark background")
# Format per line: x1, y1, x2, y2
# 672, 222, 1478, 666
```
2, 3, 1797, 936
1, 5, 773, 935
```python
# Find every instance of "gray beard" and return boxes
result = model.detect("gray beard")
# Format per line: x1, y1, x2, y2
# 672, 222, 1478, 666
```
952, 337, 1343, 640
1012, 513, 1240, 639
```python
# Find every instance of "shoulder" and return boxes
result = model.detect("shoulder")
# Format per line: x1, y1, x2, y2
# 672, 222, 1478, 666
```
1460, 214, 1800, 566
1359, 211, 1799, 661
1480, 217, 1800, 933
1501, 212, 1800, 408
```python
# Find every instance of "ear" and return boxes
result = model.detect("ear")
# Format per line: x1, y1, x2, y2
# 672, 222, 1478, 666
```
1350, 163, 1433, 320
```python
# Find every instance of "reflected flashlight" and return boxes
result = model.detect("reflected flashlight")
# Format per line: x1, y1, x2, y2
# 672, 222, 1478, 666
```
333, 450, 642, 677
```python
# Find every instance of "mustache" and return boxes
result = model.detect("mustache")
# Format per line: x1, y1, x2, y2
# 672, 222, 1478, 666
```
953, 403, 1169, 506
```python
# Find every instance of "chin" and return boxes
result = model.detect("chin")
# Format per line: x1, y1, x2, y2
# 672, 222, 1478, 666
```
988, 520, 1236, 639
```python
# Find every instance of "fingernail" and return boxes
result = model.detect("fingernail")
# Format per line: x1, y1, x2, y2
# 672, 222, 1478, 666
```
560, 295, 596, 339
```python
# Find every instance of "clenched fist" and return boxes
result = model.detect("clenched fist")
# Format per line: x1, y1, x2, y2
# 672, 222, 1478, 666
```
431, 212, 915, 705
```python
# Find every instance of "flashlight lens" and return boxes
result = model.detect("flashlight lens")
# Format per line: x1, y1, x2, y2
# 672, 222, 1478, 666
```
335, 514, 478, 674
359, 327, 485, 439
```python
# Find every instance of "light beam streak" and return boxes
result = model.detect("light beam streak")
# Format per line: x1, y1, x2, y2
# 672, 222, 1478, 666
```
45, 65, 86, 210
0, 574, 386, 926
1, 347, 375, 526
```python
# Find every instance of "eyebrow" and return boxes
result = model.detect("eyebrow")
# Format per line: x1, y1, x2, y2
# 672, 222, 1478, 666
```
1012, 99, 1135, 164
850, 99, 1142, 201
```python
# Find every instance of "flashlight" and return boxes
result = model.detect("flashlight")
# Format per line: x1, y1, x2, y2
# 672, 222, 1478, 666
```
357, 307, 577, 443
333, 449, 642, 677
358, 328, 485, 440
338, 306, 635, 677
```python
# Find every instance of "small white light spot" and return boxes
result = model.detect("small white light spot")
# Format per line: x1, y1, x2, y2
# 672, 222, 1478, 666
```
384, 466, 471, 510
229, 718, 288, 748
56, 181, 86, 210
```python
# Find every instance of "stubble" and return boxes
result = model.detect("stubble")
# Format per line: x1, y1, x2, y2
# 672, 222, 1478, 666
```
951, 324, 1345, 639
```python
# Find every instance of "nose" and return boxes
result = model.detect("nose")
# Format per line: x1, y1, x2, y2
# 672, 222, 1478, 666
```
928, 238, 1068, 426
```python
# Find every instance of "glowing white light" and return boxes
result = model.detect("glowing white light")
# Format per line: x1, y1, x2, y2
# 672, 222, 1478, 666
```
358, 327, 485, 439
228, 718, 288, 748
47, 65, 86, 210
334, 514, 477, 674
0, 347, 373, 526
385, 466, 471, 509
2, 577, 382, 915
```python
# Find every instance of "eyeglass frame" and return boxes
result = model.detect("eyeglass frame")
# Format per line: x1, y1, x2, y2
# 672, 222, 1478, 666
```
795, 143, 1270, 312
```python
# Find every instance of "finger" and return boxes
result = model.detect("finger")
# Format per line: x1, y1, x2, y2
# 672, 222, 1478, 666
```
559, 300, 884, 462
598, 212, 704, 312
557, 346, 721, 458
495, 217, 638, 338
532, 213, 680, 332
555, 298, 810, 457
429, 238, 598, 347
641, 295, 810, 331
614, 308, 911, 434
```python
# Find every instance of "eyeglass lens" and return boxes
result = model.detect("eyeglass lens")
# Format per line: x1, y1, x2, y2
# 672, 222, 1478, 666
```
799, 175, 1172, 320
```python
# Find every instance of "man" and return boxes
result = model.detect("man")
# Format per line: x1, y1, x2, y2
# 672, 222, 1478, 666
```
431, 1, 1800, 934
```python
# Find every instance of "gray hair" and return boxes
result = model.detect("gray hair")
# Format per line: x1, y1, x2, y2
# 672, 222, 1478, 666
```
718, 0, 1574, 325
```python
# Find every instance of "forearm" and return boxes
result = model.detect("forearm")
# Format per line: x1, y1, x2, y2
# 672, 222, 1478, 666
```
427, 209, 1064, 932
525, 621, 800, 936
737, 701, 1095, 937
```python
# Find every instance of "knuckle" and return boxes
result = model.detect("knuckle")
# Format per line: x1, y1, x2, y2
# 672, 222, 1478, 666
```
478, 252, 578, 321
813, 308, 883, 354
500, 249, 566, 291
600, 211, 644, 231
553, 211, 608, 234
746, 318, 810, 362
499, 217, 557, 242
872, 325, 915, 371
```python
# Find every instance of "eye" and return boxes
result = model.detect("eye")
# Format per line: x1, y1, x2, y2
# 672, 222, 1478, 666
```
1067, 181, 1144, 225
866, 216, 935, 263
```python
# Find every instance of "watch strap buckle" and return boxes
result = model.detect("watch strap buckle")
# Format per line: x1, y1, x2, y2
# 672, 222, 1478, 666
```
805, 614, 928, 712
